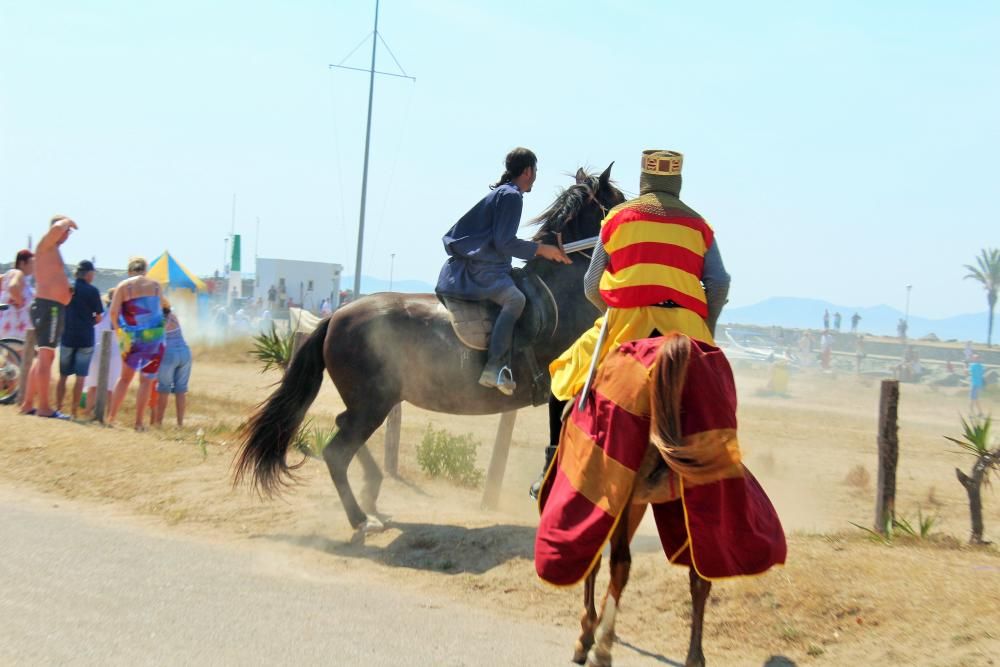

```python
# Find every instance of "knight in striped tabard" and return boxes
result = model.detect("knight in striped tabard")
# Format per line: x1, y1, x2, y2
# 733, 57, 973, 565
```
529, 150, 731, 499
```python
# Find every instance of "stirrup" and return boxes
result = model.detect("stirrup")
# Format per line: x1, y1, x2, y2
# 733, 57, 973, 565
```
495, 366, 516, 396
479, 366, 516, 396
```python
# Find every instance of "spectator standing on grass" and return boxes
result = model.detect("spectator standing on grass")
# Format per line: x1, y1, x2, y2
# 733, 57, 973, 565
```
55, 261, 103, 418
969, 354, 985, 417
20, 216, 77, 419
850, 312, 861, 333
84, 289, 122, 417
153, 298, 192, 427
108, 257, 165, 431
823, 309, 830, 330
0, 249, 35, 341
833, 312, 842, 331
267, 284, 277, 311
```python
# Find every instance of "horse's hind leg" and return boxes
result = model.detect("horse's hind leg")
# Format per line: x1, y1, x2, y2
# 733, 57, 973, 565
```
573, 559, 600, 664
355, 445, 384, 518
587, 505, 633, 667
322, 405, 391, 535
684, 568, 712, 667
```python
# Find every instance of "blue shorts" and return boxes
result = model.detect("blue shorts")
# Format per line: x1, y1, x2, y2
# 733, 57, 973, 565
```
157, 346, 192, 394
970, 385, 982, 400
59, 346, 94, 377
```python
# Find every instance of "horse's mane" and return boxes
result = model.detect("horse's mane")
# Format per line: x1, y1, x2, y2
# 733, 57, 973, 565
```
528, 175, 604, 243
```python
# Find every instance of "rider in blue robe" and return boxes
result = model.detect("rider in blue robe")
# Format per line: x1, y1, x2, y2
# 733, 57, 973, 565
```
436, 148, 569, 395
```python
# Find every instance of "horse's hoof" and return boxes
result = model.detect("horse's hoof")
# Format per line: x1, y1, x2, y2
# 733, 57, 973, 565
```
571, 649, 587, 665
350, 516, 386, 545
585, 649, 612, 667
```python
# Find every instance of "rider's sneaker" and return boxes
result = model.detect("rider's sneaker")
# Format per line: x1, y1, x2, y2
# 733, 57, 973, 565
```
478, 366, 516, 396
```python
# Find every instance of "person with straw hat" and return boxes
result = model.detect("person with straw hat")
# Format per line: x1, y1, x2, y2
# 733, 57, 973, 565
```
530, 149, 731, 498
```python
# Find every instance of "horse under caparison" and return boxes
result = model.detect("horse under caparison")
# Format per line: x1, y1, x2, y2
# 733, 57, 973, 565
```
233, 165, 625, 538
536, 334, 787, 667
566, 336, 712, 667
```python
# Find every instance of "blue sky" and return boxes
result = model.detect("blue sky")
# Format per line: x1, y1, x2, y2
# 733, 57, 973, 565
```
1, 1, 997, 318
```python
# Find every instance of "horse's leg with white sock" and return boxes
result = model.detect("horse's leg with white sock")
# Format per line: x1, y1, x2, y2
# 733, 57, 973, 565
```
587, 505, 632, 667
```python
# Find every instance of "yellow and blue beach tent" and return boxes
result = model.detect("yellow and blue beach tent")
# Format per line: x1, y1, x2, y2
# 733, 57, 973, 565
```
147, 251, 207, 293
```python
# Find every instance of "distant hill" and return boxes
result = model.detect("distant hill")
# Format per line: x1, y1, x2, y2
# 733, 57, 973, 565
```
720, 296, 989, 343
343, 275, 435, 295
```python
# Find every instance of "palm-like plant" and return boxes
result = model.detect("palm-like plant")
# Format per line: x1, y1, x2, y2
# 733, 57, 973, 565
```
945, 416, 999, 544
250, 325, 294, 372
963, 248, 1000, 347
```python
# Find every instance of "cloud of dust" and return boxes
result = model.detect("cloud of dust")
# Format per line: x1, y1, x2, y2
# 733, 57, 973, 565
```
166, 295, 266, 348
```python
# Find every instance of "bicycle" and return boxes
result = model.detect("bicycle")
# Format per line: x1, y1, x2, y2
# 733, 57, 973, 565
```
0, 304, 24, 404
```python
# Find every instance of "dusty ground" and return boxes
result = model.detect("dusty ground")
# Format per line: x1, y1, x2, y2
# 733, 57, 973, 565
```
1, 339, 998, 666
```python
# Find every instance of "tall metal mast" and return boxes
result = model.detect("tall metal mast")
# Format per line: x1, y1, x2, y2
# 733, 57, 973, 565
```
330, 0, 415, 298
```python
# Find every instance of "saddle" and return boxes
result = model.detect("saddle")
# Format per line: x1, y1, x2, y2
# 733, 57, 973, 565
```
438, 269, 558, 404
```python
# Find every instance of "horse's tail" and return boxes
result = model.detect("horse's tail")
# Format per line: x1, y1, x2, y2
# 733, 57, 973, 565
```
649, 333, 691, 457
233, 320, 329, 496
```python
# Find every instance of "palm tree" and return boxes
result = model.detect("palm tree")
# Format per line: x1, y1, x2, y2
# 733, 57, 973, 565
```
964, 248, 1000, 347
946, 416, 999, 544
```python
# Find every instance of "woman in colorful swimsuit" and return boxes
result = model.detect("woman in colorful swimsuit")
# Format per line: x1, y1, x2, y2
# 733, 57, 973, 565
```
108, 257, 165, 431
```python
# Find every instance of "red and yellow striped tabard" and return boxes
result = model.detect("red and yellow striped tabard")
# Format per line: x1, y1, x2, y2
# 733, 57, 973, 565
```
548, 194, 715, 402
598, 202, 714, 316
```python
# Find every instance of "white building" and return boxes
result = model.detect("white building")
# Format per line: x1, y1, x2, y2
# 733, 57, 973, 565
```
255, 258, 343, 312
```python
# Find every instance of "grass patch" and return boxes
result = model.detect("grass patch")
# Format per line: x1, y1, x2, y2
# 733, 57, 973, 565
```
416, 426, 485, 488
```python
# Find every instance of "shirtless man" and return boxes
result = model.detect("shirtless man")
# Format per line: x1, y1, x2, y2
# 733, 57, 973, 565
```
20, 215, 77, 418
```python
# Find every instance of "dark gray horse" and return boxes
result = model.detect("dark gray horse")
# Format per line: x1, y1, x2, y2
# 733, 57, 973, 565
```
234, 165, 624, 539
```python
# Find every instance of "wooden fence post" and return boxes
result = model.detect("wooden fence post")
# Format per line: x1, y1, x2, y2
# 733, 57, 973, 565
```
94, 329, 113, 423
17, 328, 36, 407
875, 379, 900, 534
481, 410, 518, 510
383, 403, 402, 477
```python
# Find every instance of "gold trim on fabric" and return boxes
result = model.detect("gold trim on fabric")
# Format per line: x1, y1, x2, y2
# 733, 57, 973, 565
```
677, 475, 785, 582
667, 537, 691, 563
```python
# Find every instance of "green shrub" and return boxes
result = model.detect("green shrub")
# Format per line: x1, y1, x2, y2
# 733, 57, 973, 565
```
251, 325, 294, 372
416, 426, 484, 488
293, 419, 337, 459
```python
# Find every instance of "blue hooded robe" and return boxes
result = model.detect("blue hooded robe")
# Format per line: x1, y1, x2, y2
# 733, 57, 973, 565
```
436, 183, 539, 300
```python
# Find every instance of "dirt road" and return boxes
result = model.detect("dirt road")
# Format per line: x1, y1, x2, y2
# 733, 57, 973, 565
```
0, 486, 582, 666
1, 345, 998, 665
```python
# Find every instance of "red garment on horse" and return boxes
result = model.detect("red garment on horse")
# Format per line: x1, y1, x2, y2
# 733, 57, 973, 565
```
535, 336, 786, 586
